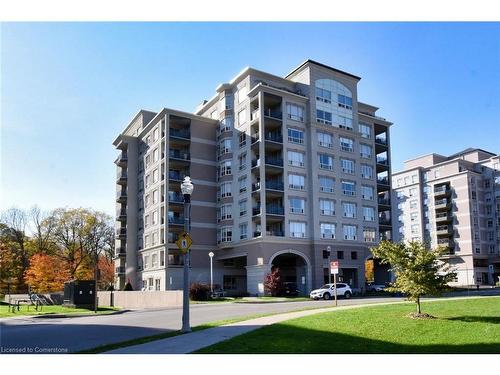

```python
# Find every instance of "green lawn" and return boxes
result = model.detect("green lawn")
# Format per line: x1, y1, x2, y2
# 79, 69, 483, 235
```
0, 304, 119, 318
197, 297, 500, 354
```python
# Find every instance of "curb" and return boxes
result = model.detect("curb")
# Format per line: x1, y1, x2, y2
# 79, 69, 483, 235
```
0, 309, 130, 321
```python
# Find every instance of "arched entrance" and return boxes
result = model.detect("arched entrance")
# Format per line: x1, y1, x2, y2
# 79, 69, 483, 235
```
269, 250, 311, 296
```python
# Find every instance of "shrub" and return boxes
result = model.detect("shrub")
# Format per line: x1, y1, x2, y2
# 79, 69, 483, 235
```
190, 282, 210, 301
264, 268, 282, 297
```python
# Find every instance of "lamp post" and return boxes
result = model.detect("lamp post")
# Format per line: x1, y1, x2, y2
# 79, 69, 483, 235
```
326, 246, 332, 284
181, 176, 194, 333
208, 251, 214, 296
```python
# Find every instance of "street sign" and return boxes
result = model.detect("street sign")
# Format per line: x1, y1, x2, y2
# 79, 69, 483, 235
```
176, 232, 192, 253
330, 260, 339, 275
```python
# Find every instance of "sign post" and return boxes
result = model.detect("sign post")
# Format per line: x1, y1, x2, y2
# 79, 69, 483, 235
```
330, 261, 339, 306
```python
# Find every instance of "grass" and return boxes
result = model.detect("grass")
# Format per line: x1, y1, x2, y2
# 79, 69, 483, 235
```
196, 297, 500, 354
0, 304, 119, 318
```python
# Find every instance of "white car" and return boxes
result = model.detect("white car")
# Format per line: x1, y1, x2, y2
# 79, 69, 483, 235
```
310, 283, 352, 300
366, 284, 386, 292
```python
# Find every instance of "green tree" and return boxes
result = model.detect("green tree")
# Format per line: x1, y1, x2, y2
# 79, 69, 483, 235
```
370, 241, 457, 315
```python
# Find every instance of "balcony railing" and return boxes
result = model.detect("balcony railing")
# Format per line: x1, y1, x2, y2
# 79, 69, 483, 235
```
263, 108, 282, 120
170, 128, 190, 139
251, 159, 261, 168
375, 136, 388, 145
116, 209, 127, 218
116, 190, 127, 199
169, 150, 190, 160
167, 233, 179, 243
168, 192, 184, 203
252, 207, 261, 216
266, 206, 285, 215
434, 186, 450, 195
265, 181, 284, 191
378, 198, 391, 206
376, 156, 388, 165
168, 171, 186, 181
252, 182, 261, 192
377, 177, 389, 185
168, 217, 185, 225
115, 228, 127, 237
265, 157, 284, 167
251, 110, 260, 121
266, 230, 284, 237
264, 133, 283, 143
379, 217, 391, 226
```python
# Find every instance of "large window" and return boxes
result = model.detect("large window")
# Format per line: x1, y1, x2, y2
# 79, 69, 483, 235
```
239, 199, 247, 217
316, 109, 332, 125
288, 128, 304, 144
219, 227, 232, 243
219, 160, 232, 177
319, 176, 334, 193
315, 87, 332, 103
363, 228, 376, 242
220, 117, 232, 133
320, 223, 336, 239
361, 164, 373, 179
361, 185, 374, 200
219, 204, 232, 221
239, 223, 248, 240
237, 85, 248, 104
239, 176, 247, 193
287, 103, 304, 122
288, 150, 305, 167
342, 180, 356, 196
219, 138, 232, 155
363, 206, 375, 221
360, 144, 372, 159
237, 108, 247, 126
342, 202, 357, 218
343, 225, 357, 240
341, 158, 355, 174
340, 137, 354, 152
238, 152, 247, 170
319, 154, 333, 170
320, 199, 335, 216
359, 123, 371, 139
288, 174, 305, 190
315, 79, 353, 129
317, 132, 333, 148
338, 94, 353, 110
290, 221, 306, 238
289, 198, 305, 214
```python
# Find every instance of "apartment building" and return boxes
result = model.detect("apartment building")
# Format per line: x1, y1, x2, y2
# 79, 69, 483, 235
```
113, 60, 394, 295
392, 148, 500, 286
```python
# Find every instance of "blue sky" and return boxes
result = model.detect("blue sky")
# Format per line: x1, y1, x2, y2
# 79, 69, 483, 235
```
1, 22, 499, 216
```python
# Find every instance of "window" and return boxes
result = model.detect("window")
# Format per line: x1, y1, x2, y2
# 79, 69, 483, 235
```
316, 87, 332, 103
361, 185, 374, 201
287, 103, 304, 122
153, 127, 159, 141
288, 151, 305, 167
152, 169, 158, 183
239, 199, 247, 217
359, 123, 371, 139
410, 200, 418, 209
410, 213, 418, 222
337, 251, 344, 260
237, 108, 247, 126
340, 137, 353, 152
320, 223, 336, 239
289, 198, 305, 214
219, 227, 232, 243
219, 160, 232, 177
343, 202, 357, 218
338, 94, 353, 110
239, 132, 246, 147
220, 182, 232, 198
152, 210, 158, 225
160, 250, 165, 267
219, 138, 232, 155
220, 204, 232, 221
351, 251, 358, 260
239, 153, 247, 170
152, 190, 158, 204
144, 214, 150, 228
409, 188, 417, 197
361, 164, 373, 179
288, 128, 304, 144
238, 86, 248, 104
143, 255, 149, 269
319, 199, 335, 216
316, 109, 332, 125
363, 206, 375, 221
342, 180, 356, 196
223, 275, 237, 290
319, 176, 334, 192
240, 223, 248, 240
319, 154, 333, 170
152, 253, 158, 268
317, 132, 333, 148
220, 117, 232, 133
360, 144, 372, 159
239, 176, 247, 193
155, 279, 161, 291
153, 148, 159, 162
290, 221, 306, 238
341, 159, 355, 174
289, 174, 305, 190
363, 228, 376, 242
343, 225, 357, 240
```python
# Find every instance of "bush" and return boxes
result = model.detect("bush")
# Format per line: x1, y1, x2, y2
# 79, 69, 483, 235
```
190, 283, 210, 301
264, 268, 282, 297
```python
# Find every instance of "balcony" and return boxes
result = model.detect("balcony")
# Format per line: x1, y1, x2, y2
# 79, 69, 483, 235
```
116, 266, 126, 275
252, 207, 261, 216
251, 159, 261, 169
434, 185, 451, 197
435, 199, 451, 210
114, 153, 128, 167
167, 232, 179, 243
116, 171, 128, 185
266, 206, 285, 216
116, 190, 127, 203
375, 135, 388, 146
168, 216, 185, 226
436, 225, 453, 236
168, 191, 184, 204
377, 177, 390, 187
169, 149, 190, 161
265, 180, 284, 191
437, 239, 454, 248
115, 228, 126, 239
253, 231, 262, 238
264, 133, 283, 144
168, 171, 186, 182
170, 128, 190, 140
263, 108, 283, 120
379, 217, 392, 226
378, 197, 391, 206
435, 212, 452, 223
116, 209, 127, 221
266, 230, 284, 237
168, 253, 184, 266
115, 246, 126, 257
376, 156, 388, 165
251, 109, 260, 122
265, 157, 284, 168
252, 182, 261, 192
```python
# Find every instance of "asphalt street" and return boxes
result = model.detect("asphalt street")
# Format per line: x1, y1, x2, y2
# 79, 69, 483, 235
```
0, 296, 404, 353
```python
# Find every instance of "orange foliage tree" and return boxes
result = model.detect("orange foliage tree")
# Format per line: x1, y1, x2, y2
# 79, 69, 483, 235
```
24, 253, 71, 292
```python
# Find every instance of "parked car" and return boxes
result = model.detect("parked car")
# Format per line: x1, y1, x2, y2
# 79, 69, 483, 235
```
366, 283, 386, 292
309, 283, 352, 300
279, 282, 300, 297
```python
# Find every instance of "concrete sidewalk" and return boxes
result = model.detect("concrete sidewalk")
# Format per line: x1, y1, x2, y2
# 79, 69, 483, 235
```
106, 300, 405, 354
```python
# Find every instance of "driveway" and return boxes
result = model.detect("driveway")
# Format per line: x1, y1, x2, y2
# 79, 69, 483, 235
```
0, 297, 403, 353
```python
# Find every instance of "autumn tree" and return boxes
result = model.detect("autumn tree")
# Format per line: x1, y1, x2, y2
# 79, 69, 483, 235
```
24, 253, 71, 292
264, 267, 282, 297
371, 240, 457, 316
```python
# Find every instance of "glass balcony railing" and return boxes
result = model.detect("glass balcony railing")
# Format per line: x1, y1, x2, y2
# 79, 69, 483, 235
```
168, 192, 184, 203
264, 133, 283, 143
266, 206, 285, 215
169, 150, 190, 160
170, 128, 190, 139
168, 216, 185, 225
265, 181, 284, 191
265, 157, 284, 167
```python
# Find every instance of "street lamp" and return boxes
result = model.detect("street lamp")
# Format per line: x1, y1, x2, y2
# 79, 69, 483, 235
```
208, 252, 214, 296
181, 176, 194, 333
326, 246, 332, 284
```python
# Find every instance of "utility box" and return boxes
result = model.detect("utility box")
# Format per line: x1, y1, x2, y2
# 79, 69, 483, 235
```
63, 280, 96, 309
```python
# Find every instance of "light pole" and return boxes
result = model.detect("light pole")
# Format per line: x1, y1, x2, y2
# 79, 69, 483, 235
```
209, 251, 214, 296
327, 246, 332, 285
181, 176, 194, 333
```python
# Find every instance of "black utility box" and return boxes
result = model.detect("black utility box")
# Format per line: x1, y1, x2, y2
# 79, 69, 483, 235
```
63, 280, 96, 309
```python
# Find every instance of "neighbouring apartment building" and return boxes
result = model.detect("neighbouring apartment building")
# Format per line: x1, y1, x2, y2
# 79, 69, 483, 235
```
392, 148, 500, 286
113, 59, 394, 295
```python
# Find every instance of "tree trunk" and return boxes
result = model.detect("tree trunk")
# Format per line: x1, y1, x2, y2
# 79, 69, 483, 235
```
416, 296, 421, 314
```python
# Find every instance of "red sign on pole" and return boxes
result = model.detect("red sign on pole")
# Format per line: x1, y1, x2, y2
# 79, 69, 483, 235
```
330, 261, 339, 274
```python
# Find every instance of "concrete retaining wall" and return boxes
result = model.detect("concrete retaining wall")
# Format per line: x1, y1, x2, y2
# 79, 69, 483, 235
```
97, 291, 183, 309
3, 293, 64, 305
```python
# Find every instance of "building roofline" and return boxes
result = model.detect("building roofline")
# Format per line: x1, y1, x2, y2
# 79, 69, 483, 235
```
285, 59, 361, 81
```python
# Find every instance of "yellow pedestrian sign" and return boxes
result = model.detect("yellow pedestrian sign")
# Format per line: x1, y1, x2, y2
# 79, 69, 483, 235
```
176, 232, 192, 253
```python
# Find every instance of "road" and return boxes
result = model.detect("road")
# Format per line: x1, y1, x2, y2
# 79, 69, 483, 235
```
0, 297, 404, 353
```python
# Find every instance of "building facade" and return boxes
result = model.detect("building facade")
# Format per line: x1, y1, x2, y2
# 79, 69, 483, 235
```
392, 148, 500, 286
113, 60, 394, 295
